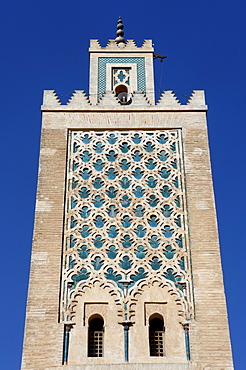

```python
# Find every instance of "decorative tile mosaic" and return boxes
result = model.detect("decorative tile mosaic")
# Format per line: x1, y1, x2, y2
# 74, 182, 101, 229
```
113, 69, 130, 87
98, 58, 145, 100
61, 130, 193, 321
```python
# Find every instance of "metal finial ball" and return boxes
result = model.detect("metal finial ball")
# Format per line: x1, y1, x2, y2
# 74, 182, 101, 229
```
116, 29, 124, 37
115, 17, 125, 44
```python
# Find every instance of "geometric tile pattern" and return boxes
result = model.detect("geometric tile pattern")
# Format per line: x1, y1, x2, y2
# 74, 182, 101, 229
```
61, 130, 193, 321
98, 58, 146, 100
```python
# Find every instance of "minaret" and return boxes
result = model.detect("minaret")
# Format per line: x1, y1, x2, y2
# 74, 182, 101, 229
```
89, 17, 155, 105
21, 19, 233, 369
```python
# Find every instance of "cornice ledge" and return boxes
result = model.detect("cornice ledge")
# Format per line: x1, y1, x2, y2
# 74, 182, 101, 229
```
41, 106, 208, 112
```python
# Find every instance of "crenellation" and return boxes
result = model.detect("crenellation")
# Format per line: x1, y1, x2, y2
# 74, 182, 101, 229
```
125, 39, 138, 49
89, 39, 154, 52
104, 39, 117, 48
89, 39, 102, 50
130, 91, 151, 107
157, 90, 181, 107
67, 90, 91, 108
97, 90, 120, 107
141, 39, 154, 49
41, 90, 207, 111
43, 90, 62, 106
187, 90, 206, 107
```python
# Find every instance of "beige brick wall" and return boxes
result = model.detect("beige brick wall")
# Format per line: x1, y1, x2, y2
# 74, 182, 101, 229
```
21, 98, 233, 369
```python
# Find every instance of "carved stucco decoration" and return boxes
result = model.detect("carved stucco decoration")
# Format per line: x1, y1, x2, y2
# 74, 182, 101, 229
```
61, 130, 194, 323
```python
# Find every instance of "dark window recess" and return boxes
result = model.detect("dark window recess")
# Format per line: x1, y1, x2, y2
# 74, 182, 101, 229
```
88, 317, 104, 357
149, 317, 165, 356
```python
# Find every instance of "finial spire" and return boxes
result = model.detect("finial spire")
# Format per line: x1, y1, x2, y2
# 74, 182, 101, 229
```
115, 17, 125, 44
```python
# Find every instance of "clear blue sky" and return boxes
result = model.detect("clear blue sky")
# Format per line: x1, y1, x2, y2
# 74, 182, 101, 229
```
0, 0, 244, 368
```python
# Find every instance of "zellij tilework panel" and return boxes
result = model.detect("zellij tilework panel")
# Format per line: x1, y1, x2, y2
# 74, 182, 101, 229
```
61, 130, 194, 322
98, 58, 145, 100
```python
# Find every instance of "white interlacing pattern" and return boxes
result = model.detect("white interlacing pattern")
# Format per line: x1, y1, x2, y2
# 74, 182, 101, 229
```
60, 130, 193, 321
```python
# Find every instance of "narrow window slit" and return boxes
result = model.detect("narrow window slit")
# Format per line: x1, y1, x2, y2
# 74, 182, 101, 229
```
88, 316, 104, 357
149, 315, 165, 357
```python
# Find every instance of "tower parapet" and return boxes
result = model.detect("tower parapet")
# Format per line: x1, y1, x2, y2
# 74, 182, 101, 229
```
89, 39, 154, 51
42, 90, 207, 111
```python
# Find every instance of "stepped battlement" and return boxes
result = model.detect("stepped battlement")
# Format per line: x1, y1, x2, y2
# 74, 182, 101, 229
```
89, 39, 154, 52
42, 90, 207, 111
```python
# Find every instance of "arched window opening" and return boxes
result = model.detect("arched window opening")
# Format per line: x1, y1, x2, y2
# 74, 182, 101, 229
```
115, 84, 128, 95
88, 315, 104, 357
149, 314, 165, 357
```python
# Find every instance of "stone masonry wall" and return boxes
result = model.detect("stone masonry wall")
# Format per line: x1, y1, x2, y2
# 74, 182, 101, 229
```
21, 97, 233, 369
